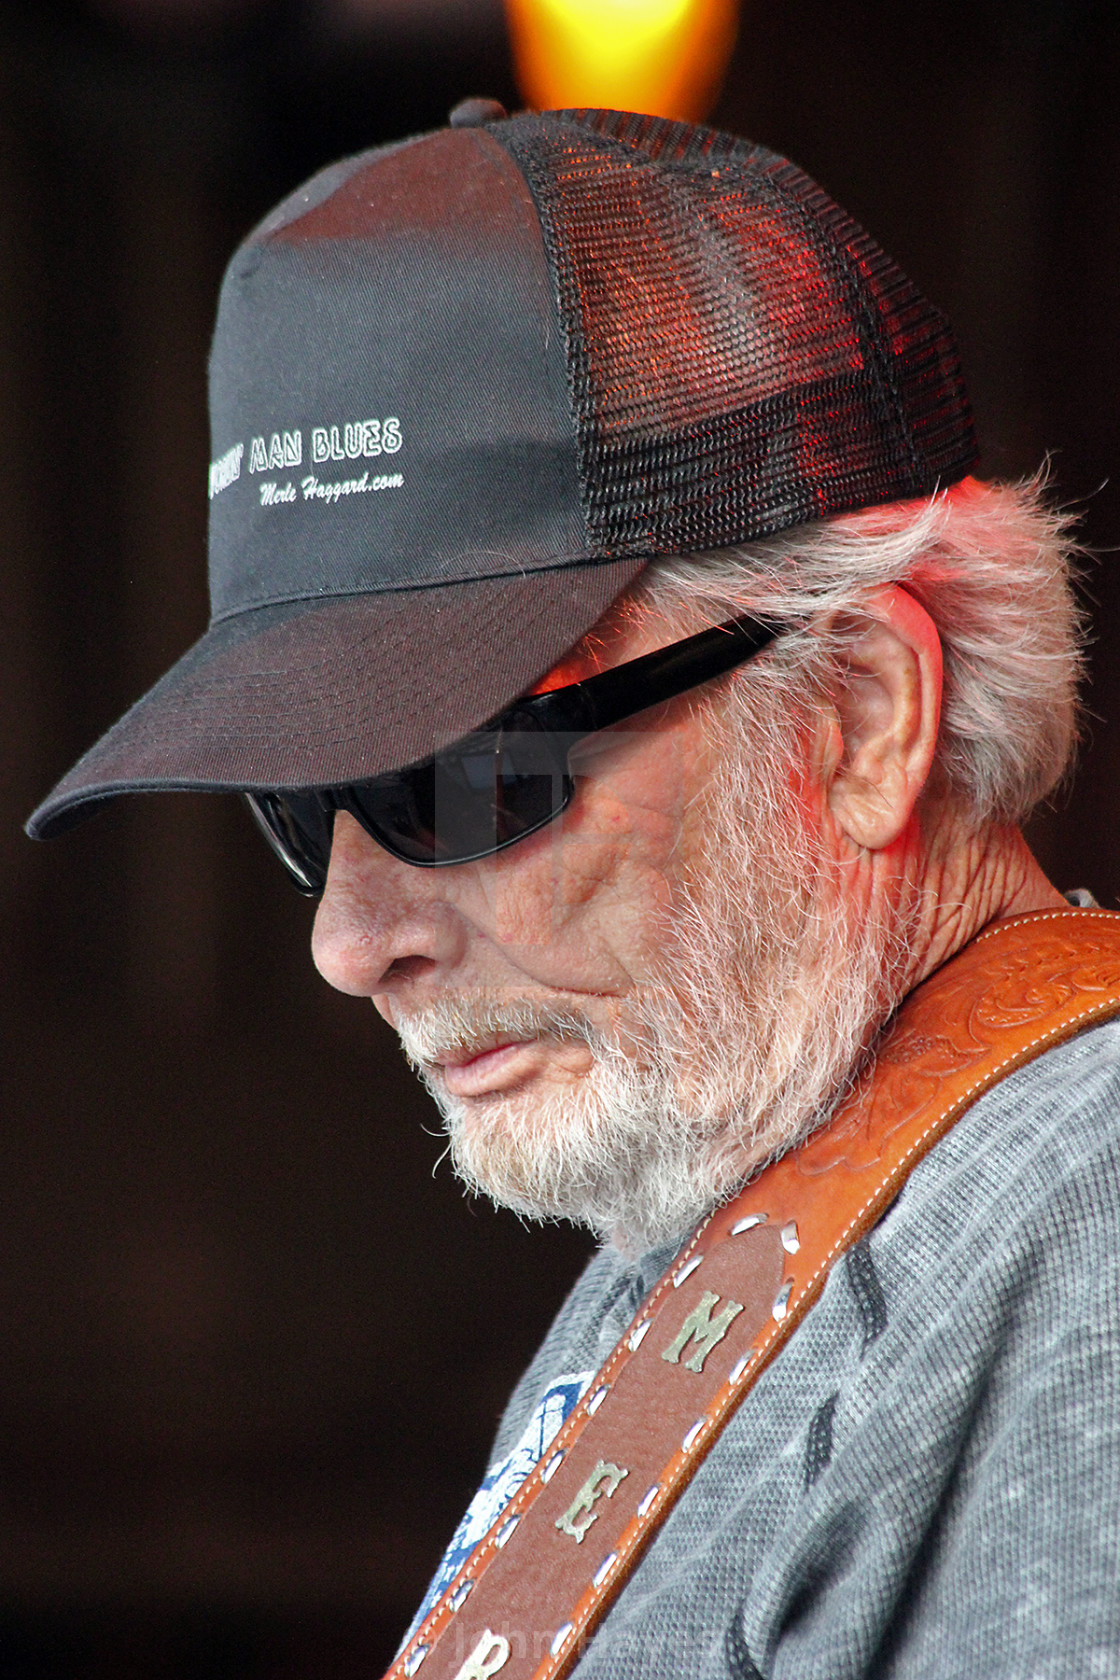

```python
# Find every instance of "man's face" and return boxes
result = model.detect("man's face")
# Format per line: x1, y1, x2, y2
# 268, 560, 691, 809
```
312, 607, 715, 1091
312, 605, 904, 1252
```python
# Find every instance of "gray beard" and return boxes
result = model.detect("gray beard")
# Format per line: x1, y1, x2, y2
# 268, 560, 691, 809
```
394, 701, 913, 1254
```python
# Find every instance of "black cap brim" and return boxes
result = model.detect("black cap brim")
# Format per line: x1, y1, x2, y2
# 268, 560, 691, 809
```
27, 558, 645, 839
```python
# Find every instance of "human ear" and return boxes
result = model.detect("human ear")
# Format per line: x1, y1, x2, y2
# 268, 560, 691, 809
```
825, 585, 943, 851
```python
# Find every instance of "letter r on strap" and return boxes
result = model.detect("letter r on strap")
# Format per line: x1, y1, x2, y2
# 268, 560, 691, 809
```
453, 1630, 510, 1680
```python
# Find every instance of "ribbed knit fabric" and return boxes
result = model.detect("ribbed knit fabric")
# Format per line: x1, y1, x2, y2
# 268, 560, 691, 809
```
477, 1017, 1120, 1678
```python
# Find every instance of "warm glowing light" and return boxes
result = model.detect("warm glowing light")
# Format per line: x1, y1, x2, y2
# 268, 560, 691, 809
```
505, 0, 739, 123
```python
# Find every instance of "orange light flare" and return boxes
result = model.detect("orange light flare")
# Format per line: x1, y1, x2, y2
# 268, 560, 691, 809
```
504, 0, 740, 124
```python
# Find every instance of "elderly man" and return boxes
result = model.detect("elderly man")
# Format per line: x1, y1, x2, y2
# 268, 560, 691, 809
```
30, 106, 1120, 1678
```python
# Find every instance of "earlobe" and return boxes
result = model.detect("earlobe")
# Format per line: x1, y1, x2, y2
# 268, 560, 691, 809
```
825, 586, 943, 852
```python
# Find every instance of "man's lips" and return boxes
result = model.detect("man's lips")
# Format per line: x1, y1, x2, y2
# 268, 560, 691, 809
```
432, 1034, 598, 1097
435, 1040, 543, 1098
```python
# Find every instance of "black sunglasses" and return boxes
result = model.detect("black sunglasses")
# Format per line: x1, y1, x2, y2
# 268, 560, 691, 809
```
244, 613, 784, 894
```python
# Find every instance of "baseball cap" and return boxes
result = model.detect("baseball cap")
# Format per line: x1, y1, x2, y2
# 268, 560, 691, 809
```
27, 105, 976, 840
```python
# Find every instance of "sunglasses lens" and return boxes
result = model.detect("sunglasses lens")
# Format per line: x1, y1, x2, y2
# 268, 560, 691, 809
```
350, 720, 573, 865
244, 791, 333, 896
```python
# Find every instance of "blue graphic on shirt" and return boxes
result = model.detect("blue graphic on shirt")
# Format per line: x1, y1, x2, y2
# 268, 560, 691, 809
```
403, 1370, 594, 1644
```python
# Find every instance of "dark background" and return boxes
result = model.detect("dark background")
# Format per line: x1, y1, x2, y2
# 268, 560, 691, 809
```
2, 0, 1118, 1673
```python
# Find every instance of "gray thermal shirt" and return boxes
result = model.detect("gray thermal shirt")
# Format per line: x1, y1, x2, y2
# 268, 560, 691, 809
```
486, 1016, 1120, 1678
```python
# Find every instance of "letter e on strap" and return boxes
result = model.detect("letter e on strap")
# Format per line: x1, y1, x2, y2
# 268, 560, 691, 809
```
555, 1461, 629, 1543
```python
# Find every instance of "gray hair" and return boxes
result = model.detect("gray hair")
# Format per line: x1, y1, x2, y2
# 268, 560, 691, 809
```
638, 476, 1085, 827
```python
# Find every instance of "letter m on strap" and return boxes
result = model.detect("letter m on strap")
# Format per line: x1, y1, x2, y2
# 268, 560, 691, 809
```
661, 1290, 744, 1373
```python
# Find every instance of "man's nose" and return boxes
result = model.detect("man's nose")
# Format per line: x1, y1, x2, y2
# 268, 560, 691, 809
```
311, 812, 467, 998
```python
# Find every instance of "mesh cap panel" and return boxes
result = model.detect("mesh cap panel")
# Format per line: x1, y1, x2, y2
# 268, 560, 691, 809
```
498, 109, 976, 558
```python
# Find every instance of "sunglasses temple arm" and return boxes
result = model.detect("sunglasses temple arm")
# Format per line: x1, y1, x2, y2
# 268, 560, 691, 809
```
552, 616, 783, 735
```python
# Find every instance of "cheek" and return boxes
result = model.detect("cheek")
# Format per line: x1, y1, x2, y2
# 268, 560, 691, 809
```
484, 724, 698, 954
479, 815, 675, 952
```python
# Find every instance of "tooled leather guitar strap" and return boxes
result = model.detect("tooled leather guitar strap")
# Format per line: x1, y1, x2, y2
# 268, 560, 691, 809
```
388, 908, 1120, 1680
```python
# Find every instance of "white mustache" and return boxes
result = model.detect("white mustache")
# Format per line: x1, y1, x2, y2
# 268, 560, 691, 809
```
394, 997, 603, 1073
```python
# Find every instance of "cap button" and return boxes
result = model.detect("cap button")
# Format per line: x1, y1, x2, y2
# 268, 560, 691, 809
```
449, 97, 508, 128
